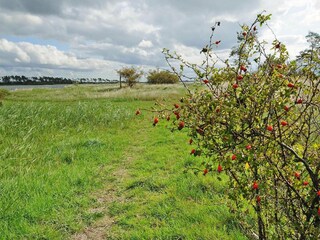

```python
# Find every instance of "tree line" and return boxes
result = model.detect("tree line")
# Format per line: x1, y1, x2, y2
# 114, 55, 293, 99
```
0, 75, 118, 85
0, 68, 180, 87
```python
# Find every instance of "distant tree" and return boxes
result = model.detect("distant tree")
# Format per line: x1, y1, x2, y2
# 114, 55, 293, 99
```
296, 32, 320, 75
147, 69, 179, 84
117, 67, 143, 88
2, 76, 10, 84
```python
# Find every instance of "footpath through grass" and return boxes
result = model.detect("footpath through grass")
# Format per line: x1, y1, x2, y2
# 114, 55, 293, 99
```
0, 84, 247, 239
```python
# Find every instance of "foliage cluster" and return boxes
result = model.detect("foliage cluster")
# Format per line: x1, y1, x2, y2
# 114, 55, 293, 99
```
0, 88, 10, 100
117, 67, 143, 88
154, 13, 319, 239
147, 69, 179, 84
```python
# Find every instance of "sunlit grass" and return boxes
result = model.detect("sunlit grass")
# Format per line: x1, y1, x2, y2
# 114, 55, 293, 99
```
4, 83, 187, 102
0, 84, 248, 239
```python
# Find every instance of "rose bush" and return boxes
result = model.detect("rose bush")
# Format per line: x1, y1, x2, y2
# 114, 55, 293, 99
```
141, 13, 319, 239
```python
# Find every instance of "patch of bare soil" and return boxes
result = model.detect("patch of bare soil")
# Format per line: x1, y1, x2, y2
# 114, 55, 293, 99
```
71, 162, 130, 240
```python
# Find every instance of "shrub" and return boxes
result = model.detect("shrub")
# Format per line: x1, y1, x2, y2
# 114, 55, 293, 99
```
0, 88, 10, 101
147, 69, 179, 84
117, 67, 143, 88
147, 13, 320, 239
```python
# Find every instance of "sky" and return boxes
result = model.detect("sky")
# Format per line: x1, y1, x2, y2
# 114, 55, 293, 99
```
0, 0, 319, 79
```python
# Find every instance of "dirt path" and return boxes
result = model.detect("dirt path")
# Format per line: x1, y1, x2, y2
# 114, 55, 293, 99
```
71, 158, 132, 240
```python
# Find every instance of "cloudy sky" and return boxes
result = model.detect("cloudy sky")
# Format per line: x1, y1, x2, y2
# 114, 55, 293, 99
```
0, 0, 319, 79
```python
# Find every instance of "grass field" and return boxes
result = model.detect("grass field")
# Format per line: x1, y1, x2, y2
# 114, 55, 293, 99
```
0, 84, 248, 239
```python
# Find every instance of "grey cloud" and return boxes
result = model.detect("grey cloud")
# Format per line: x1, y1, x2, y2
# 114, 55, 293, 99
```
0, 0, 107, 15
148, 0, 259, 16
144, 0, 262, 49
0, 0, 62, 15
0, 0, 315, 78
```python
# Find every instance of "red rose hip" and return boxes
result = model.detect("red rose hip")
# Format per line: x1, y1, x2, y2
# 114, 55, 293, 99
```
240, 65, 247, 72
153, 117, 159, 126
256, 195, 261, 203
178, 121, 185, 130
237, 75, 243, 80
267, 125, 273, 131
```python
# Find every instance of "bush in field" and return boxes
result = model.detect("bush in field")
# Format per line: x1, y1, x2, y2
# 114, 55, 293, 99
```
0, 88, 10, 105
145, 13, 320, 239
117, 67, 143, 88
147, 69, 179, 84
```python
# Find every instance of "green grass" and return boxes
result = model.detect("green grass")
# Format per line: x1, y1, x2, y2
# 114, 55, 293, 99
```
0, 84, 248, 239
4, 83, 185, 102
108, 126, 247, 240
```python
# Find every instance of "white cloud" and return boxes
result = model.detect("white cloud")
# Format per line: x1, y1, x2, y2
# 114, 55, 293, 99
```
172, 43, 205, 64
210, 14, 238, 23
0, 38, 113, 70
138, 40, 153, 48
256, 0, 320, 58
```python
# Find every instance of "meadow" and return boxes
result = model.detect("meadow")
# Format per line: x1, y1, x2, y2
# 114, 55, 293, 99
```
0, 84, 248, 239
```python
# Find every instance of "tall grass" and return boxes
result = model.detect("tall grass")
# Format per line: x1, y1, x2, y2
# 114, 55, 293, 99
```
107, 124, 248, 239
0, 98, 136, 238
0, 84, 247, 239
5, 84, 186, 102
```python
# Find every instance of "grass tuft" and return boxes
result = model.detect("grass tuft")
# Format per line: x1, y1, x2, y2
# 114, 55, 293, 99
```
0, 84, 248, 239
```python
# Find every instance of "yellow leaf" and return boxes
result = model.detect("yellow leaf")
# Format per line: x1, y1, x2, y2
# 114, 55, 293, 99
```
245, 162, 250, 170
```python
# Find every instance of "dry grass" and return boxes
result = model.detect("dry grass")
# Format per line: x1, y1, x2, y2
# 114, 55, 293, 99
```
4, 83, 187, 102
